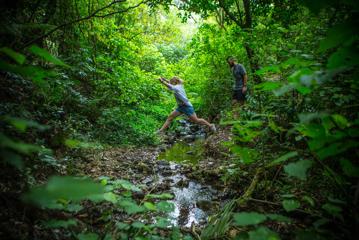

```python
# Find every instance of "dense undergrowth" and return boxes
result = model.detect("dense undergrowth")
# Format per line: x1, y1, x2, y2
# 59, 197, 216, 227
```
1, 0, 359, 239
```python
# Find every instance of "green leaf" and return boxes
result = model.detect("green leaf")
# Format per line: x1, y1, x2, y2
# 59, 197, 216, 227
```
28, 45, 69, 67
23, 176, 105, 208
104, 192, 118, 204
319, 22, 355, 52
327, 46, 359, 69
282, 199, 300, 212
301, 196, 315, 207
156, 201, 175, 212
248, 226, 280, 240
145, 193, 174, 199
340, 159, 359, 177
132, 221, 146, 228
116, 222, 130, 230
144, 201, 157, 211
0, 47, 26, 64
255, 81, 282, 91
64, 203, 83, 213
231, 146, 259, 164
266, 214, 291, 223
316, 141, 359, 160
43, 219, 77, 228
255, 65, 280, 75
322, 203, 342, 217
268, 151, 298, 167
0, 150, 24, 170
331, 114, 349, 129
4, 116, 49, 132
298, 112, 328, 123
233, 212, 267, 226
119, 200, 145, 214
77, 233, 99, 240
284, 160, 313, 180
113, 179, 141, 192
153, 217, 172, 228
0, 133, 42, 155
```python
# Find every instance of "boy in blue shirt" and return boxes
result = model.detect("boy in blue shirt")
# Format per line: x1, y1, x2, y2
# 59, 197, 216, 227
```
157, 76, 216, 133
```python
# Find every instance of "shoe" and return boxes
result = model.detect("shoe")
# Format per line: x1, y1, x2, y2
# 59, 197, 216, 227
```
210, 124, 217, 133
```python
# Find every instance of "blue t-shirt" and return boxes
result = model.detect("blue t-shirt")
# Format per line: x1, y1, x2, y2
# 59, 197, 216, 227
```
232, 63, 246, 90
167, 84, 193, 107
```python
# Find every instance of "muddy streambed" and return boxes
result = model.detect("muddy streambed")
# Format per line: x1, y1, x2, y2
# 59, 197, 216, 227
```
83, 120, 231, 229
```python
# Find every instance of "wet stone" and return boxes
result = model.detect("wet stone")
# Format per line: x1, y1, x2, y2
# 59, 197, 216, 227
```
175, 178, 190, 188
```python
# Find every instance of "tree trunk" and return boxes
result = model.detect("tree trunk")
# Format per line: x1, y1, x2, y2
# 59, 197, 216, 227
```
242, 0, 261, 83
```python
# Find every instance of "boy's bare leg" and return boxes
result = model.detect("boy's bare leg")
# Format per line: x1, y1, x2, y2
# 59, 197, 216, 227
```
159, 110, 181, 132
189, 113, 216, 132
188, 113, 212, 127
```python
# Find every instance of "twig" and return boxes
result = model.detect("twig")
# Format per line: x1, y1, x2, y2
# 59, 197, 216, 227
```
236, 168, 262, 206
191, 222, 201, 240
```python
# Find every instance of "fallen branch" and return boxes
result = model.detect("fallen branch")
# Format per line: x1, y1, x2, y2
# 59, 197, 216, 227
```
236, 168, 262, 206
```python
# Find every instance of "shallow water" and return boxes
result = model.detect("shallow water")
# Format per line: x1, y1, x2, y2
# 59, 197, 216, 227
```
157, 139, 205, 165
155, 139, 219, 227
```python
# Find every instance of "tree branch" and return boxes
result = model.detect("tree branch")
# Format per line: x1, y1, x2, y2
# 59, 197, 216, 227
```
218, 0, 243, 27
21, 0, 147, 49
94, 0, 148, 18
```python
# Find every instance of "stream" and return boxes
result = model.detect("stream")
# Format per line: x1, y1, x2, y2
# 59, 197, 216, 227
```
143, 120, 223, 228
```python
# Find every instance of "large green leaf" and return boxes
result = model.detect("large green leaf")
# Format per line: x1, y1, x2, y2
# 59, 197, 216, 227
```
255, 81, 282, 91
266, 214, 291, 223
0, 133, 42, 155
119, 200, 145, 214
233, 212, 267, 226
43, 219, 77, 228
247, 226, 280, 240
284, 160, 313, 180
156, 201, 175, 212
23, 176, 105, 208
0, 60, 53, 86
231, 146, 259, 164
153, 217, 172, 228
0, 47, 26, 64
268, 151, 298, 167
0, 150, 24, 170
144, 201, 157, 211
282, 199, 300, 212
322, 203, 342, 218
319, 22, 356, 52
327, 46, 359, 69
316, 141, 359, 160
113, 179, 141, 192
145, 193, 174, 199
28, 45, 69, 67
4, 116, 49, 132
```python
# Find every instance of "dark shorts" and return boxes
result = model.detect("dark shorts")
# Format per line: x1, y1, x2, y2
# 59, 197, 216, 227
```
176, 105, 195, 116
233, 89, 246, 101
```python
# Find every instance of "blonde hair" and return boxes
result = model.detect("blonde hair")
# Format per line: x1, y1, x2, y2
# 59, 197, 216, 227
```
170, 76, 184, 85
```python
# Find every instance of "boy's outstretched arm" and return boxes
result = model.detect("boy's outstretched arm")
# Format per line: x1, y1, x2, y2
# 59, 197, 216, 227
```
158, 77, 173, 89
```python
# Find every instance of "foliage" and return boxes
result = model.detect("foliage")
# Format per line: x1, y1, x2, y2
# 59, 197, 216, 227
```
1, 0, 358, 239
